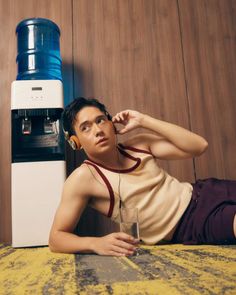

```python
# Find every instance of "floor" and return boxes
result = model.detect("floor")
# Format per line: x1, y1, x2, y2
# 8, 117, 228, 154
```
0, 243, 235, 294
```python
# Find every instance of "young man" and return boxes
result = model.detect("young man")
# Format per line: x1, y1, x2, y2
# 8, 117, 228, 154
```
49, 97, 236, 256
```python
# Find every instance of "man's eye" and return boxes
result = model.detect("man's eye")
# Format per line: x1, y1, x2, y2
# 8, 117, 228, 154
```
81, 125, 90, 132
98, 117, 106, 124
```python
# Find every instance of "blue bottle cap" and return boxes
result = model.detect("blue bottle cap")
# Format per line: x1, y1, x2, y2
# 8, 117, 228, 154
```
16, 18, 60, 35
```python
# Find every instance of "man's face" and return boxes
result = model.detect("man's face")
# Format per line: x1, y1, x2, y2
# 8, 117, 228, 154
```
73, 106, 116, 157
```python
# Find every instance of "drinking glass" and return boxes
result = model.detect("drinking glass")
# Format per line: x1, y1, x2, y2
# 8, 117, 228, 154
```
119, 207, 140, 255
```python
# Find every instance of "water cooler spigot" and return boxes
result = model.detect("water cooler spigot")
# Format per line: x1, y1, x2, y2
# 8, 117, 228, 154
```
22, 110, 31, 135
44, 109, 58, 134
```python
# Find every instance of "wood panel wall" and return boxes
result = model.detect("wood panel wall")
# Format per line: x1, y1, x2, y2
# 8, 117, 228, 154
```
0, 0, 235, 242
178, 0, 236, 179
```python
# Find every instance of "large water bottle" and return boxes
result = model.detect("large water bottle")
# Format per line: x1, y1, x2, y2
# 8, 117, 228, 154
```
16, 18, 62, 81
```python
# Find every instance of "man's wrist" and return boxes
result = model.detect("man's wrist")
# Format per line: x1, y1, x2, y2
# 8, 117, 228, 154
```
89, 237, 99, 253
139, 113, 151, 128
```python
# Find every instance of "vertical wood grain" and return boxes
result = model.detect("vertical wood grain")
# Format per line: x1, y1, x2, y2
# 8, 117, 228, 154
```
0, 0, 73, 243
178, 0, 236, 179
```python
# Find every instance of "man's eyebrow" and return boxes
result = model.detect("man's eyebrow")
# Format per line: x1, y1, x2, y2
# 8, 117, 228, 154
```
79, 120, 90, 129
96, 114, 107, 120
79, 115, 107, 129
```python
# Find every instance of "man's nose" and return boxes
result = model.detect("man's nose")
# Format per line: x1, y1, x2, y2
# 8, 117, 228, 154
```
94, 124, 104, 136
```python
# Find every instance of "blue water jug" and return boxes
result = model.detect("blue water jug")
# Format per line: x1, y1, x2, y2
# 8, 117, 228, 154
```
16, 18, 62, 81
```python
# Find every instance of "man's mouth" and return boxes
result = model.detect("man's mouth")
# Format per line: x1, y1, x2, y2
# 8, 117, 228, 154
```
96, 138, 108, 145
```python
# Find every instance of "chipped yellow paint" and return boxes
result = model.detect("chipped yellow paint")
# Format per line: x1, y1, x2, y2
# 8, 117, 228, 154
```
120, 255, 141, 271
112, 280, 183, 295
142, 245, 236, 294
0, 244, 235, 295
78, 284, 109, 295
80, 280, 183, 295
155, 246, 236, 278
0, 245, 77, 295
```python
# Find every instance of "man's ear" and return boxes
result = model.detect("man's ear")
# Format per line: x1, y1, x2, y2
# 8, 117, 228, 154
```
68, 135, 82, 150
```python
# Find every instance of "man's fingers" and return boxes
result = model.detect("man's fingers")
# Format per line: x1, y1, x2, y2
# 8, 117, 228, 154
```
112, 111, 129, 123
114, 232, 136, 243
115, 239, 136, 251
109, 251, 125, 257
112, 245, 134, 256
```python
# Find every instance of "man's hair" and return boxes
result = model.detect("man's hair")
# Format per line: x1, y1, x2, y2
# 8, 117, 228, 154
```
62, 97, 112, 136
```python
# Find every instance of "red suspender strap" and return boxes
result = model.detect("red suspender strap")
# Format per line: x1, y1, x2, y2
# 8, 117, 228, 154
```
84, 160, 115, 218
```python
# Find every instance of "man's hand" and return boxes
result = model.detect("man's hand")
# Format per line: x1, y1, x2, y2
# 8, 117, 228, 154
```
112, 110, 144, 135
92, 232, 138, 256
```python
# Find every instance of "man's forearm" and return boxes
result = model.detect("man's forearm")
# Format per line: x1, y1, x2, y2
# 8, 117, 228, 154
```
49, 231, 96, 254
140, 114, 208, 155
49, 231, 137, 256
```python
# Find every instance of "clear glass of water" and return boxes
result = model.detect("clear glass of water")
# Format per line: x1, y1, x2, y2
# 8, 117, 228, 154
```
119, 207, 140, 255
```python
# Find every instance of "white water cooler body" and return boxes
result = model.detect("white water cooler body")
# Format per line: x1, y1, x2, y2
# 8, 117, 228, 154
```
11, 80, 66, 247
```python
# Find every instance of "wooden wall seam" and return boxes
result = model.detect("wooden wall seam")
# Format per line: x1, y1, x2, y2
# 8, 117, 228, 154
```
176, 0, 197, 181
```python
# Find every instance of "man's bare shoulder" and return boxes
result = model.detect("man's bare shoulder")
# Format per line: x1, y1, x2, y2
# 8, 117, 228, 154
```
67, 163, 91, 181
63, 164, 93, 199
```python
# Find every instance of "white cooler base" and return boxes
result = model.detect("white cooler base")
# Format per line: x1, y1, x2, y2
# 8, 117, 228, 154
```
11, 160, 66, 247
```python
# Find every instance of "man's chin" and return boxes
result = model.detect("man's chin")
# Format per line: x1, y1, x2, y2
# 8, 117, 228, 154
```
86, 145, 111, 156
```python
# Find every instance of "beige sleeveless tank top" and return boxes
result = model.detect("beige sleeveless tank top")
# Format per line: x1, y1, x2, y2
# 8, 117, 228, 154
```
84, 144, 193, 244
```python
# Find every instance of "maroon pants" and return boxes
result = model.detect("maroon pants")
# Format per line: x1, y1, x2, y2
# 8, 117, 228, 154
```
172, 178, 236, 245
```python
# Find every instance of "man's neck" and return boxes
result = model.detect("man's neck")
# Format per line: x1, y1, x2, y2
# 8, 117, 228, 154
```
87, 147, 124, 169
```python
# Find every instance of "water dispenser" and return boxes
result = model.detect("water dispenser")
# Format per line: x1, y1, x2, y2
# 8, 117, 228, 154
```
11, 18, 66, 247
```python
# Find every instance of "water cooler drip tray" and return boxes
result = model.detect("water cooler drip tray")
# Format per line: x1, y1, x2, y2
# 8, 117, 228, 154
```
21, 134, 58, 148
